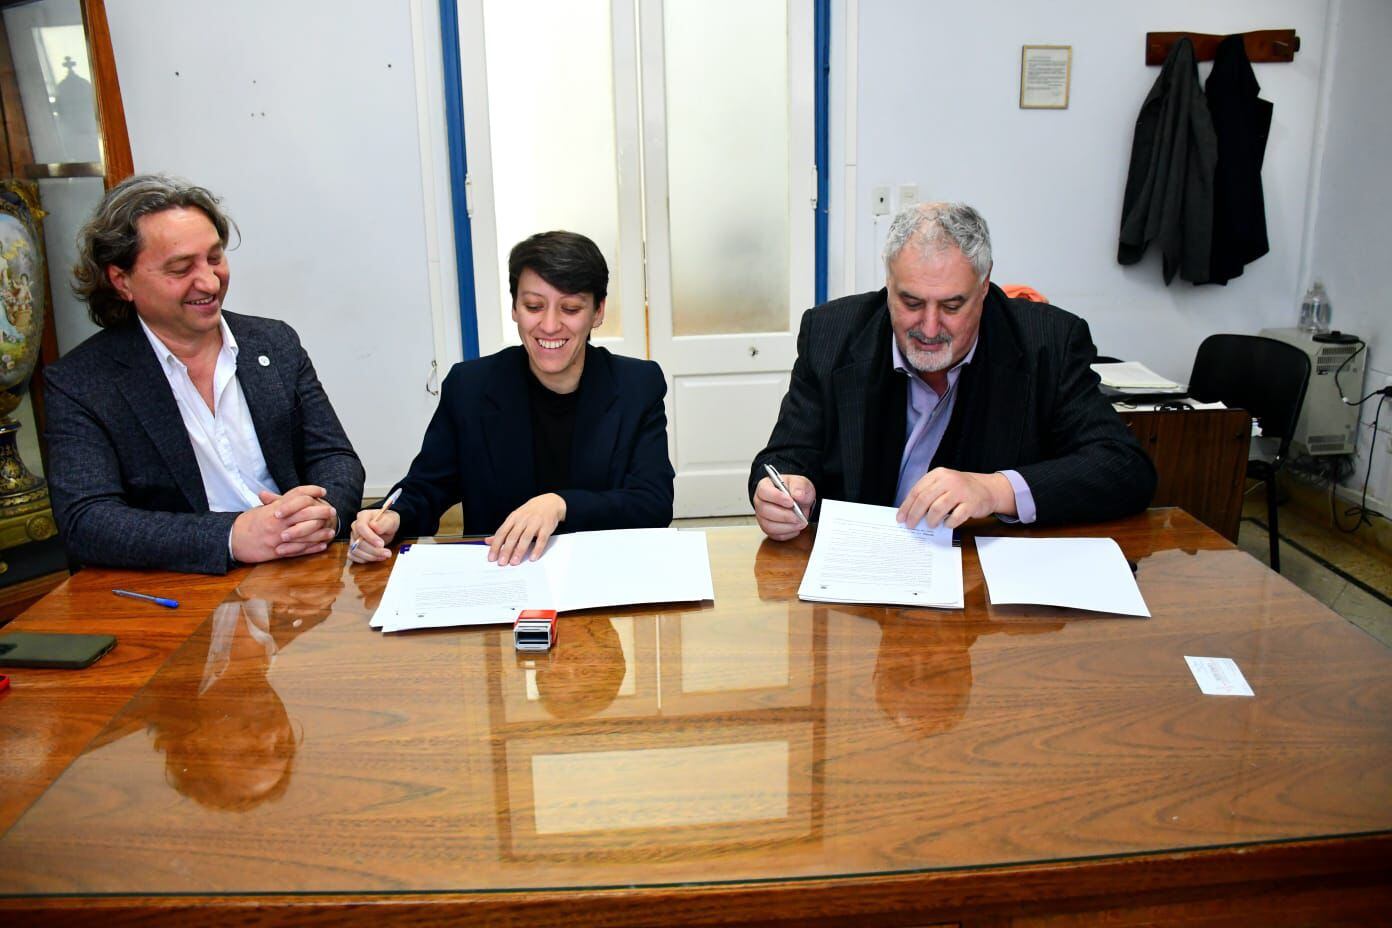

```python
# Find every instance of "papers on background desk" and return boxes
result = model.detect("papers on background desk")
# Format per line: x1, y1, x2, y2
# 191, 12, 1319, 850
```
370, 528, 714, 633
1091, 360, 1184, 393
1111, 398, 1228, 411
798, 499, 963, 608
975, 536, 1149, 617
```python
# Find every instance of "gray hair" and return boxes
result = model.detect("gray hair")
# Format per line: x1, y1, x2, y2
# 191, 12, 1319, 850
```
882, 201, 992, 283
73, 173, 236, 328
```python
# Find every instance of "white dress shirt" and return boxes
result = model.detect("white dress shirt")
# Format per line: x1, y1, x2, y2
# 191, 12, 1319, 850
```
139, 316, 281, 512
200, 596, 276, 694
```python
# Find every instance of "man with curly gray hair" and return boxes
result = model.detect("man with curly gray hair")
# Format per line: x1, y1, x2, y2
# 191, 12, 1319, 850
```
43, 174, 363, 574
750, 201, 1154, 540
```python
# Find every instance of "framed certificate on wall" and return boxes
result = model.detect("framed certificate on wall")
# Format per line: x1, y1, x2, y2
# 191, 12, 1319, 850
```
1020, 45, 1072, 109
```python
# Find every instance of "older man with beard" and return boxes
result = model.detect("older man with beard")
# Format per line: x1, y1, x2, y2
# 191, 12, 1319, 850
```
750, 201, 1155, 541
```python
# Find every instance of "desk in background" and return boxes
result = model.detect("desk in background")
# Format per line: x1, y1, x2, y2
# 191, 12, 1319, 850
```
1, 515, 1389, 927
1119, 407, 1251, 541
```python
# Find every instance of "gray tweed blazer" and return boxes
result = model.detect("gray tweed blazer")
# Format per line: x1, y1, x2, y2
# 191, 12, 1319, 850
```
44, 311, 364, 574
749, 285, 1156, 525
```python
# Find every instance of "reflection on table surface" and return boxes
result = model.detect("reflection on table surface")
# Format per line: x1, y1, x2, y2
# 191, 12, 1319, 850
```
2, 511, 1391, 897
85, 556, 346, 812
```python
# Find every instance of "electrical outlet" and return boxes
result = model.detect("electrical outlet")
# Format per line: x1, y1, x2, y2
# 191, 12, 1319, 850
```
871, 186, 890, 216
897, 184, 919, 208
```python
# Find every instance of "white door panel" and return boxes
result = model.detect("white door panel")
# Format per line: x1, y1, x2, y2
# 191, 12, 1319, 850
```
642, 0, 814, 514
667, 371, 791, 515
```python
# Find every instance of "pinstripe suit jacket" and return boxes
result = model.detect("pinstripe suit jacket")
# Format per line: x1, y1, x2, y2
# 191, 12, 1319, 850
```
749, 286, 1156, 525
44, 311, 365, 574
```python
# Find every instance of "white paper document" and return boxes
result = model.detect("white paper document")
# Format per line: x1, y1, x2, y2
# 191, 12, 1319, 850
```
370, 543, 549, 631
975, 536, 1150, 617
797, 499, 963, 609
370, 528, 714, 633
1184, 656, 1255, 697
1091, 361, 1184, 392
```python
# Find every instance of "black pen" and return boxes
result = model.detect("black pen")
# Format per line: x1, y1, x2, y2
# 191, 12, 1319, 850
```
112, 589, 180, 608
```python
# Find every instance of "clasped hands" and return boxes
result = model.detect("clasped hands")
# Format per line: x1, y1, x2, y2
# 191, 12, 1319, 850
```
755, 468, 1016, 540
348, 492, 567, 566
231, 485, 339, 564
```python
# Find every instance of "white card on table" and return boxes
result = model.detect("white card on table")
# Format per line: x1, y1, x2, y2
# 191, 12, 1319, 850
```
1184, 656, 1254, 697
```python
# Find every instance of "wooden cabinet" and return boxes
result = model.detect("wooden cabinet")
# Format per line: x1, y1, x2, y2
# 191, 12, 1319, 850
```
1119, 407, 1251, 541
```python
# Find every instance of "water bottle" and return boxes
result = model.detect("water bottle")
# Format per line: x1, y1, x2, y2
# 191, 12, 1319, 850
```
1312, 281, 1332, 332
1299, 281, 1330, 333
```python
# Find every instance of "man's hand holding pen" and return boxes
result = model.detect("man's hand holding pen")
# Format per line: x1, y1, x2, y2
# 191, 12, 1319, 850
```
754, 466, 816, 541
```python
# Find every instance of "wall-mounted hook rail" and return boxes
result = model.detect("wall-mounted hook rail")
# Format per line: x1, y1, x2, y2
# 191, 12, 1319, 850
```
1145, 29, 1300, 65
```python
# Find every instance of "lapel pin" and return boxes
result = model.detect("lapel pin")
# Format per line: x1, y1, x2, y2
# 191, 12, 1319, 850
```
258, 355, 270, 367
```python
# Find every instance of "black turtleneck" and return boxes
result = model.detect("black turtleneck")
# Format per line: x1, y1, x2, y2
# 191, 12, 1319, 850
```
524, 356, 581, 493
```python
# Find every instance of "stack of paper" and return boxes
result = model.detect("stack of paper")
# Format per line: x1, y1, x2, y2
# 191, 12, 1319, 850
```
1091, 361, 1185, 393
975, 536, 1149, 616
370, 528, 715, 633
1115, 399, 1228, 412
797, 499, 964, 608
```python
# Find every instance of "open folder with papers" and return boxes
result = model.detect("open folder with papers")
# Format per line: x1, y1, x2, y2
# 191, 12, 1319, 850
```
798, 500, 964, 608
370, 528, 715, 633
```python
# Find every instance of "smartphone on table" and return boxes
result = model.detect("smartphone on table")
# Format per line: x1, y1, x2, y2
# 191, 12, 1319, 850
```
0, 632, 117, 669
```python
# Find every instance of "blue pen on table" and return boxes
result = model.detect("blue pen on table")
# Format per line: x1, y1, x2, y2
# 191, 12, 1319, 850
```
763, 463, 808, 525
350, 487, 403, 555
112, 588, 180, 609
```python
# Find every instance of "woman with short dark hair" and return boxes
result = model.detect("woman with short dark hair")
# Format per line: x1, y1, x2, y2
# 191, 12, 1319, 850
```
349, 230, 674, 564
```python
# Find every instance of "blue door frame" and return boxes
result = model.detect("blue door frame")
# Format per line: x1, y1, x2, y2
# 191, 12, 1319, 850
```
438, 0, 479, 359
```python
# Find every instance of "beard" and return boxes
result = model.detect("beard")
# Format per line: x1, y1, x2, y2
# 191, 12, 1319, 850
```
898, 328, 955, 374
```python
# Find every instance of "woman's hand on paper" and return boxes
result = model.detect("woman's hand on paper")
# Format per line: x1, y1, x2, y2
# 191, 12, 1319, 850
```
488, 493, 567, 565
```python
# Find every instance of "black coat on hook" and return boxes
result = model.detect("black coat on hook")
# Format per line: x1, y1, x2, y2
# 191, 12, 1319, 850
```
1118, 37, 1219, 285
1206, 34, 1273, 284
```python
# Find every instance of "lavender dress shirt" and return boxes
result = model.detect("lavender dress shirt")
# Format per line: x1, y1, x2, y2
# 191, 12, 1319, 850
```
891, 335, 1036, 523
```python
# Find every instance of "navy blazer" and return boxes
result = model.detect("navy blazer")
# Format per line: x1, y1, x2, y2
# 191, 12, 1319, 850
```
390, 345, 674, 537
44, 311, 365, 574
750, 286, 1156, 525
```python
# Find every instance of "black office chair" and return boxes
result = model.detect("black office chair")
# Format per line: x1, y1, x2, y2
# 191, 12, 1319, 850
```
1186, 334, 1311, 573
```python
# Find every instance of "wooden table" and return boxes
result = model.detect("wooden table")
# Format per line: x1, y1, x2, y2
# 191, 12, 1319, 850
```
1, 511, 1389, 926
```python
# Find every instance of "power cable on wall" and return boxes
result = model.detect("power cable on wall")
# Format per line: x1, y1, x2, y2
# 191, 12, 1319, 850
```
1332, 392, 1389, 533
1327, 340, 1392, 532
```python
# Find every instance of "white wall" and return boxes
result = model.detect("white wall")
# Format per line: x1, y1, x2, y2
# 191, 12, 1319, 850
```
1305, 0, 1392, 509
834, 0, 1330, 385
103, 0, 460, 495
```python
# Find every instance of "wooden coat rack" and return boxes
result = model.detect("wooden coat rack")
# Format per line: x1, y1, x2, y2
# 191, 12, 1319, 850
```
1146, 29, 1300, 65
